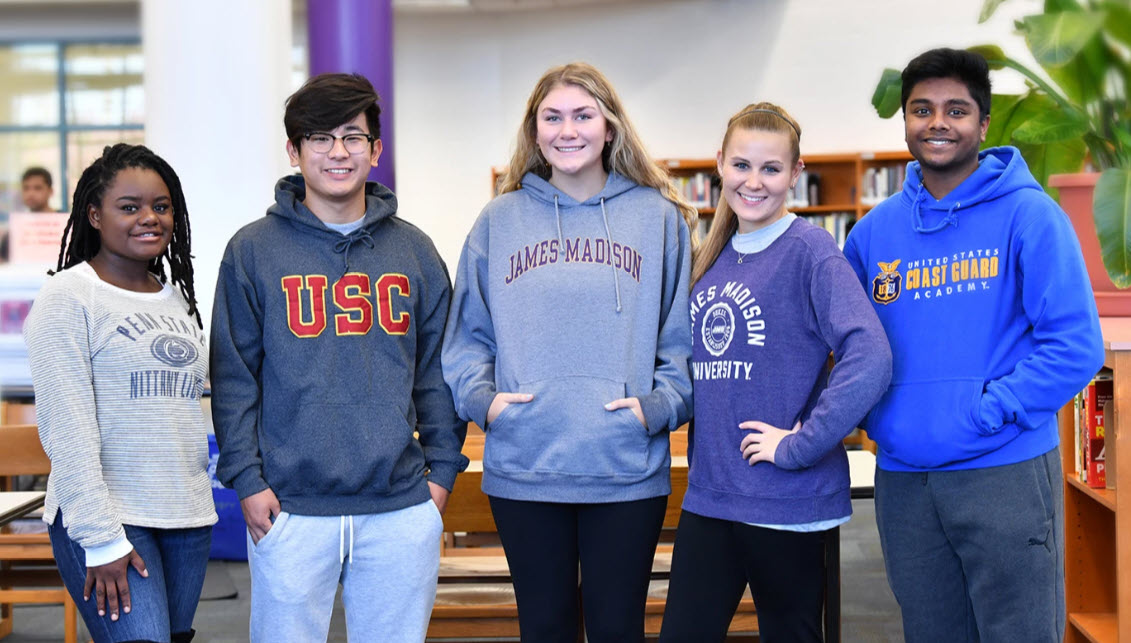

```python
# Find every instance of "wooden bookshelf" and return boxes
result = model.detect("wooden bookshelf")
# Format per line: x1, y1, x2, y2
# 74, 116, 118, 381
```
490, 151, 914, 229
659, 151, 912, 247
1060, 317, 1131, 643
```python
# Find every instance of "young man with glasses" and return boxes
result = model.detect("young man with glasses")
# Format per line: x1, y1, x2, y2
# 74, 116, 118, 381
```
210, 72, 468, 642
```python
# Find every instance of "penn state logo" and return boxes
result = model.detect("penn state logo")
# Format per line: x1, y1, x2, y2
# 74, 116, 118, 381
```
872, 259, 902, 305
150, 334, 199, 367
702, 302, 735, 357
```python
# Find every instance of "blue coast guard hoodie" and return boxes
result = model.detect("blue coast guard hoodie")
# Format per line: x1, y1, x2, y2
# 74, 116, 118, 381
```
442, 172, 694, 503
210, 176, 468, 515
843, 147, 1104, 472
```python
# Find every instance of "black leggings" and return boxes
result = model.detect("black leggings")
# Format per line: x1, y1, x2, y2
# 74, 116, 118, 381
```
488, 495, 667, 643
659, 510, 827, 643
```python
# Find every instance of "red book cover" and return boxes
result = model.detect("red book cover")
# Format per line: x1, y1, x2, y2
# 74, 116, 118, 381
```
1084, 378, 1111, 488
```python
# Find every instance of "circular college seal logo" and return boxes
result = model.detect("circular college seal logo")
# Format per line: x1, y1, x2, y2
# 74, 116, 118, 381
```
702, 302, 735, 357
150, 334, 199, 367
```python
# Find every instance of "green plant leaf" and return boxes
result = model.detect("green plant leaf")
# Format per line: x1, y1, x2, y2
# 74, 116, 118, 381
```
1093, 167, 1131, 287
979, 0, 1009, 23
968, 44, 1009, 70
871, 68, 903, 118
984, 94, 1027, 147
1045, 25, 1109, 105
1021, 11, 1106, 67
1016, 137, 1088, 196
986, 92, 1057, 149
1011, 109, 1091, 142
1101, 3, 1131, 48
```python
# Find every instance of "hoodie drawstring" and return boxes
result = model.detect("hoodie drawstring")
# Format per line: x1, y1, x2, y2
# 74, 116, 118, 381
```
339, 515, 354, 567
911, 181, 961, 233
599, 197, 622, 313
553, 195, 564, 249
333, 230, 375, 278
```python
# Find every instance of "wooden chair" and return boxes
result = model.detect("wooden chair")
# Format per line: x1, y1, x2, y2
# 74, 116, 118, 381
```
0, 424, 80, 643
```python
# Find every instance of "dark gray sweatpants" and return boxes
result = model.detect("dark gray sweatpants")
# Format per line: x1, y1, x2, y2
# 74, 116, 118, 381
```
874, 448, 1064, 643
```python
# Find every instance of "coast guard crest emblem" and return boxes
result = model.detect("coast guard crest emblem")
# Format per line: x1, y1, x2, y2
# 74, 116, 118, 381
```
872, 259, 902, 305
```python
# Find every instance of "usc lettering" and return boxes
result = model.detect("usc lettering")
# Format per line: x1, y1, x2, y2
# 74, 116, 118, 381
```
281, 273, 411, 338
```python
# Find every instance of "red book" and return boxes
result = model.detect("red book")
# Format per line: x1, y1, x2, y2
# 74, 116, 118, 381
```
1083, 378, 1111, 488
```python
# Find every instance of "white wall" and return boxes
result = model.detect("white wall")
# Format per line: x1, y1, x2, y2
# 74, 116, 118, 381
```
394, 0, 1043, 269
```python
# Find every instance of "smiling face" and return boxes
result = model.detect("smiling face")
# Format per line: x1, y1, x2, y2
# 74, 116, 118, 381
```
88, 167, 173, 272
286, 111, 382, 222
904, 76, 989, 196
535, 83, 613, 192
717, 128, 801, 235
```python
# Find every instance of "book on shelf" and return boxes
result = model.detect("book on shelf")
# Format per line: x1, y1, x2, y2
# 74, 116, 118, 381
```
786, 171, 819, 209
861, 164, 907, 206
673, 172, 719, 209
1074, 371, 1111, 488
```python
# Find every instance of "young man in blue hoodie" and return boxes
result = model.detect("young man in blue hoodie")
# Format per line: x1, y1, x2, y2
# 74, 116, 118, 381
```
210, 73, 468, 642
843, 48, 1104, 642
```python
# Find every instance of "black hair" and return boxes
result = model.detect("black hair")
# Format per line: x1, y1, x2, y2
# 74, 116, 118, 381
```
21, 166, 53, 188
901, 48, 992, 120
54, 143, 201, 328
283, 72, 381, 152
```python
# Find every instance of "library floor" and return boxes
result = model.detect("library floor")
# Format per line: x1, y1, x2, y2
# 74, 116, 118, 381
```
4, 499, 903, 642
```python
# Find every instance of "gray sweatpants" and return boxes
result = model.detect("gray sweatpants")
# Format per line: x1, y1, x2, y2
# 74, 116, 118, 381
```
875, 448, 1064, 643
246, 500, 443, 643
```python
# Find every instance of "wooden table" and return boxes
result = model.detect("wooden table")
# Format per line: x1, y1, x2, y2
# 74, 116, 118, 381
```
0, 491, 44, 528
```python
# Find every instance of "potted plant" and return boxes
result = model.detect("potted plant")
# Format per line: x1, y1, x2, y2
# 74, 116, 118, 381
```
870, 0, 1131, 312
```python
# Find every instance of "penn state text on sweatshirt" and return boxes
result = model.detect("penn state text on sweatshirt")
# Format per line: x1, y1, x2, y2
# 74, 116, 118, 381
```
442, 172, 693, 503
210, 176, 468, 515
843, 147, 1104, 472
685, 219, 891, 524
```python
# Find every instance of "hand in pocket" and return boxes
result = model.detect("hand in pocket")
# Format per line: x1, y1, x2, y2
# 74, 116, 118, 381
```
487, 392, 533, 425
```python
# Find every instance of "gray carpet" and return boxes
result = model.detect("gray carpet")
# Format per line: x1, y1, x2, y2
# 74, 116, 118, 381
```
5, 499, 903, 642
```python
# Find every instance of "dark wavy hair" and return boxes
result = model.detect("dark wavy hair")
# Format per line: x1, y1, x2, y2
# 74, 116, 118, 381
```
901, 48, 992, 120
53, 143, 201, 328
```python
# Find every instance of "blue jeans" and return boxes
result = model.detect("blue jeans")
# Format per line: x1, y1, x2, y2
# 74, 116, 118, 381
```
49, 512, 211, 643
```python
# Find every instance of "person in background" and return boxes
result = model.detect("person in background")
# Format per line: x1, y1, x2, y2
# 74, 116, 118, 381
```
21, 166, 56, 213
24, 143, 216, 643
1, 167, 58, 262
442, 62, 695, 643
842, 47, 1105, 642
659, 103, 891, 642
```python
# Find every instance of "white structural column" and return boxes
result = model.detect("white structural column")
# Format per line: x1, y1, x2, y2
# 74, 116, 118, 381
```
142, 0, 293, 325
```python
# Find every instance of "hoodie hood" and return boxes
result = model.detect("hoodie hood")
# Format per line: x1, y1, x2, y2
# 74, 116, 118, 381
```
519, 171, 639, 206
520, 171, 640, 312
268, 174, 399, 275
901, 146, 1044, 234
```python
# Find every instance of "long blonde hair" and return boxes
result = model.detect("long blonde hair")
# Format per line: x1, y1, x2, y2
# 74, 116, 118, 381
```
497, 62, 697, 240
691, 102, 802, 285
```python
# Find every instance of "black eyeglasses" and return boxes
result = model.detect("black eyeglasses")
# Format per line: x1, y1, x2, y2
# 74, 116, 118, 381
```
302, 132, 375, 155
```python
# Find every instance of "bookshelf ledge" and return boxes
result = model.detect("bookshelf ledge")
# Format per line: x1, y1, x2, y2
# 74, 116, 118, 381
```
1066, 475, 1116, 512
1068, 611, 1117, 643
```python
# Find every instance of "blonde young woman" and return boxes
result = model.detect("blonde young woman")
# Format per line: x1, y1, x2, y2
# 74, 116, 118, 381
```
442, 62, 695, 643
659, 104, 890, 642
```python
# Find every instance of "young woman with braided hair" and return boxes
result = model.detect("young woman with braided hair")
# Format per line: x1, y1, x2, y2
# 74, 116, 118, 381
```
24, 143, 216, 643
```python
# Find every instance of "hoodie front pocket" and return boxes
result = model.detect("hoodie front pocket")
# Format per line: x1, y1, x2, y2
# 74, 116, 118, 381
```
866, 378, 1021, 468
266, 403, 414, 496
486, 376, 649, 476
